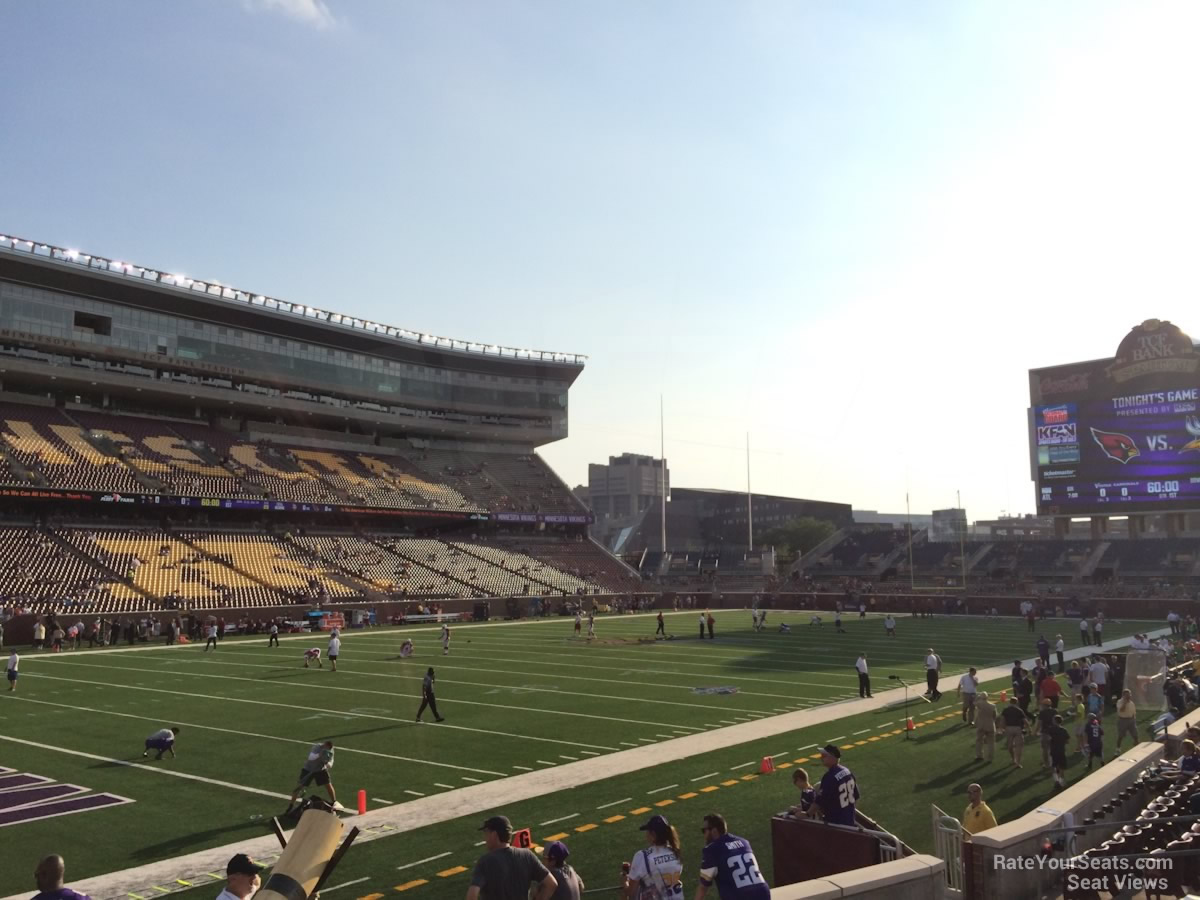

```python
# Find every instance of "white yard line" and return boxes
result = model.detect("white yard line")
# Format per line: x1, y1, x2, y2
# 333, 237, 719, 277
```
321, 878, 369, 894
596, 797, 632, 809
730, 761, 757, 770
647, 784, 679, 794
461, 776, 482, 783
690, 772, 720, 782
0, 734, 289, 800
512, 765, 534, 771
538, 813, 579, 826
852, 729, 871, 735
559, 755, 578, 761
396, 852, 452, 871
433, 783, 455, 789
402, 790, 425, 797
536, 760, 557, 766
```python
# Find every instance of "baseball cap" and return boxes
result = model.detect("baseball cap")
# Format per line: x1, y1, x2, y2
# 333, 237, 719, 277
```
639, 814, 670, 832
226, 854, 266, 877
819, 744, 841, 759
544, 841, 570, 862
479, 815, 512, 838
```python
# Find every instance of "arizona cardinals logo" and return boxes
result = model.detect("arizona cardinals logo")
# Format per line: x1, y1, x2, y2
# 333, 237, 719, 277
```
1179, 416, 1200, 454
1090, 427, 1139, 464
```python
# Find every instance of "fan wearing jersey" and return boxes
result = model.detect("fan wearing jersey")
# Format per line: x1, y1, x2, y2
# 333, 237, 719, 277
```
696, 814, 770, 899
303, 648, 323, 668
622, 814, 684, 899
440, 624, 451, 656
812, 744, 859, 826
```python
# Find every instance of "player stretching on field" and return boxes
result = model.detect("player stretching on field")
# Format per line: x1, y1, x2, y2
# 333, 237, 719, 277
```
441, 623, 451, 656
303, 648, 323, 668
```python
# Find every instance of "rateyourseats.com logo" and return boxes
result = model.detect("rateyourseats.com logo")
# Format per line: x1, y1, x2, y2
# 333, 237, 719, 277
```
993, 854, 1172, 892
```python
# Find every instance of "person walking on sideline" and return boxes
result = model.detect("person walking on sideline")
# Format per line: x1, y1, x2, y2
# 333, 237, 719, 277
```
706, 612, 715, 640
1001, 698, 1028, 768
974, 692, 997, 762
856, 653, 871, 699
958, 667, 979, 724
6, 650, 18, 692
925, 649, 943, 701
416, 667, 444, 722
655, 610, 665, 637
1055, 635, 1065, 674
1036, 635, 1051, 668
696, 813, 770, 899
468, 815, 557, 900
267, 622, 279, 648
1115, 689, 1139, 752
699, 613, 706, 640
204, 622, 218, 652
962, 784, 998, 835
1079, 617, 1090, 646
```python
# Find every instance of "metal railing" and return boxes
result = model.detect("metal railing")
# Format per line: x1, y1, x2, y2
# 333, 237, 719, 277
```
0, 234, 588, 366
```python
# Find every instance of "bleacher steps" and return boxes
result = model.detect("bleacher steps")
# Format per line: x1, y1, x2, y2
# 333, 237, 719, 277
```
793, 529, 848, 573
1078, 541, 1111, 581
45, 528, 157, 603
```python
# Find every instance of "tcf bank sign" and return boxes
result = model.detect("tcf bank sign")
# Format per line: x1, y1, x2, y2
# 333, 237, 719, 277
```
1108, 319, 1200, 384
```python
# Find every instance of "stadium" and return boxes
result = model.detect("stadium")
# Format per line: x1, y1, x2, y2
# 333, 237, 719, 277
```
3, 235, 1200, 900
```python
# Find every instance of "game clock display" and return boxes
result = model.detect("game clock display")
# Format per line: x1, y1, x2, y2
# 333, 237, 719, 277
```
1034, 389, 1200, 514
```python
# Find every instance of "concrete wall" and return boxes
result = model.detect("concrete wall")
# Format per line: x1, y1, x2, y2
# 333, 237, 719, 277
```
772, 854, 946, 899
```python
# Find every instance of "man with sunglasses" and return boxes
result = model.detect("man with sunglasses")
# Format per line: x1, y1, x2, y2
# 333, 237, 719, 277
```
695, 814, 770, 899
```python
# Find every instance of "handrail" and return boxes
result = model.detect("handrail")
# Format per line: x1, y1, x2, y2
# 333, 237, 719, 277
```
0, 235, 587, 366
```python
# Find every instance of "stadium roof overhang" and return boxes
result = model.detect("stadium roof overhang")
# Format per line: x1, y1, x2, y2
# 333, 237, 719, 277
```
0, 238, 586, 386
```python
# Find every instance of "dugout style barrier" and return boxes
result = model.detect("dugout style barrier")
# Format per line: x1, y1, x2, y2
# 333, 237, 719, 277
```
766, 853, 947, 899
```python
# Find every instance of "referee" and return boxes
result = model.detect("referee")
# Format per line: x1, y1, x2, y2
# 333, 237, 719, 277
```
415, 666, 445, 723
925, 648, 943, 701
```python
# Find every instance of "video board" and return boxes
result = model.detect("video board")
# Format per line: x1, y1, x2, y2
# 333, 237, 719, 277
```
1030, 320, 1200, 515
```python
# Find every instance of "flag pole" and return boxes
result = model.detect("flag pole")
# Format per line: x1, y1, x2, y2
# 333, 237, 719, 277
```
958, 489, 967, 591
746, 432, 753, 551
660, 395, 667, 555
906, 492, 914, 592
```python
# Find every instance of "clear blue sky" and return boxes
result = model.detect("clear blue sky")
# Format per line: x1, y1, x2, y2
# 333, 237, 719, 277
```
4, 1, 1200, 520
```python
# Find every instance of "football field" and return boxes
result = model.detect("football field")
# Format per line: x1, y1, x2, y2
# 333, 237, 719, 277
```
0, 610, 1162, 898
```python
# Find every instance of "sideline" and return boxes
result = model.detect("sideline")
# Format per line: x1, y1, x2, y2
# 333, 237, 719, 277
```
23, 626, 1167, 900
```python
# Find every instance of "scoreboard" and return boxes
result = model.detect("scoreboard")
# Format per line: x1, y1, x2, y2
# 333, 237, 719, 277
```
1030, 320, 1200, 516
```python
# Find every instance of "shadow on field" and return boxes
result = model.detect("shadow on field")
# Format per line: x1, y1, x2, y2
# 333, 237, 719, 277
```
132, 820, 268, 859
259, 670, 313, 680
324, 724, 402, 740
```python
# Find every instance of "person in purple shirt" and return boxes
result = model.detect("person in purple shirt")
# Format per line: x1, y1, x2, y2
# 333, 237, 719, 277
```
697, 814, 770, 899
31, 855, 91, 900
813, 744, 859, 827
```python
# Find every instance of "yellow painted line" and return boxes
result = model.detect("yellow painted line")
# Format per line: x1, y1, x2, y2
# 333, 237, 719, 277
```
890, 730, 904, 735
741, 774, 758, 782
394, 881, 427, 892
855, 741, 868, 746
721, 780, 739, 786
175, 882, 192, 888
868, 737, 881, 742
840, 744, 854, 750
655, 799, 675, 807
700, 786, 720, 793
544, 832, 571, 841
436, 866, 467, 878
794, 758, 809, 764
631, 806, 652, 815
128, 895, 146, 900
360, 894, 386, 900
678, 792, 698, 799
777, 762, 793, 769
604, 814, 626, 823
576, 823, 598, 832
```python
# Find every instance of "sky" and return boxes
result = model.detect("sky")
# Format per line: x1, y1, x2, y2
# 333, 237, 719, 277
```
4, 1, 1200, 521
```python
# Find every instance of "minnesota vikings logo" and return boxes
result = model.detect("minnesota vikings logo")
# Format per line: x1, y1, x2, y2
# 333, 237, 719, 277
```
1090, 427, 1139, 464
1179, 416, 1200, 453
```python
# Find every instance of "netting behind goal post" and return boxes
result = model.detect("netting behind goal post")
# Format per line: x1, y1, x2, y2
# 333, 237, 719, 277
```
1125, 649, 1167, 711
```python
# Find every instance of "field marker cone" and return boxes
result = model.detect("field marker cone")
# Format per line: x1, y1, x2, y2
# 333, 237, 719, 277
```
905, 717, 915, 732
760, 756, 776, 774
357, 789, 367, 815
1000, 689, 1008, 703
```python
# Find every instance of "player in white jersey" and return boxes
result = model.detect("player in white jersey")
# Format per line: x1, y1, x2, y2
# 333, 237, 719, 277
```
328, 633, 341, 671
399, 639, 414, 658
751, 609, 761, 632
574, 611, 582, 636
440, 623, 451, 655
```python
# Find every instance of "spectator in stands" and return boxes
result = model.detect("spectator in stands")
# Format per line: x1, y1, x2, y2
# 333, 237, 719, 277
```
962, 784, 997, 835
1085, 714, 1104, 770
696, 813, 769, 899
621, 814, 682, 900
812, 744, 859, 825
1015, 669, 1034, 722
216, 854, 266, 900
1046, 715, 1071, 787
1088, 656, 1110, 708
1067, 661, 1086, 693
1114, 689, 1138, 753
1179, 739, 1200, 774
542, 841, 583, 900
31, 854, 91, 900
1035, 698, 1057, 769
974, 692, 997, 762
467, 815, 556, 900
1000, 698, 1028, 768
790, 769, 815, 815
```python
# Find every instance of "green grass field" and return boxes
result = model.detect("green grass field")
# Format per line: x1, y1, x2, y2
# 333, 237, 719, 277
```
0, 610, 1164, 899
